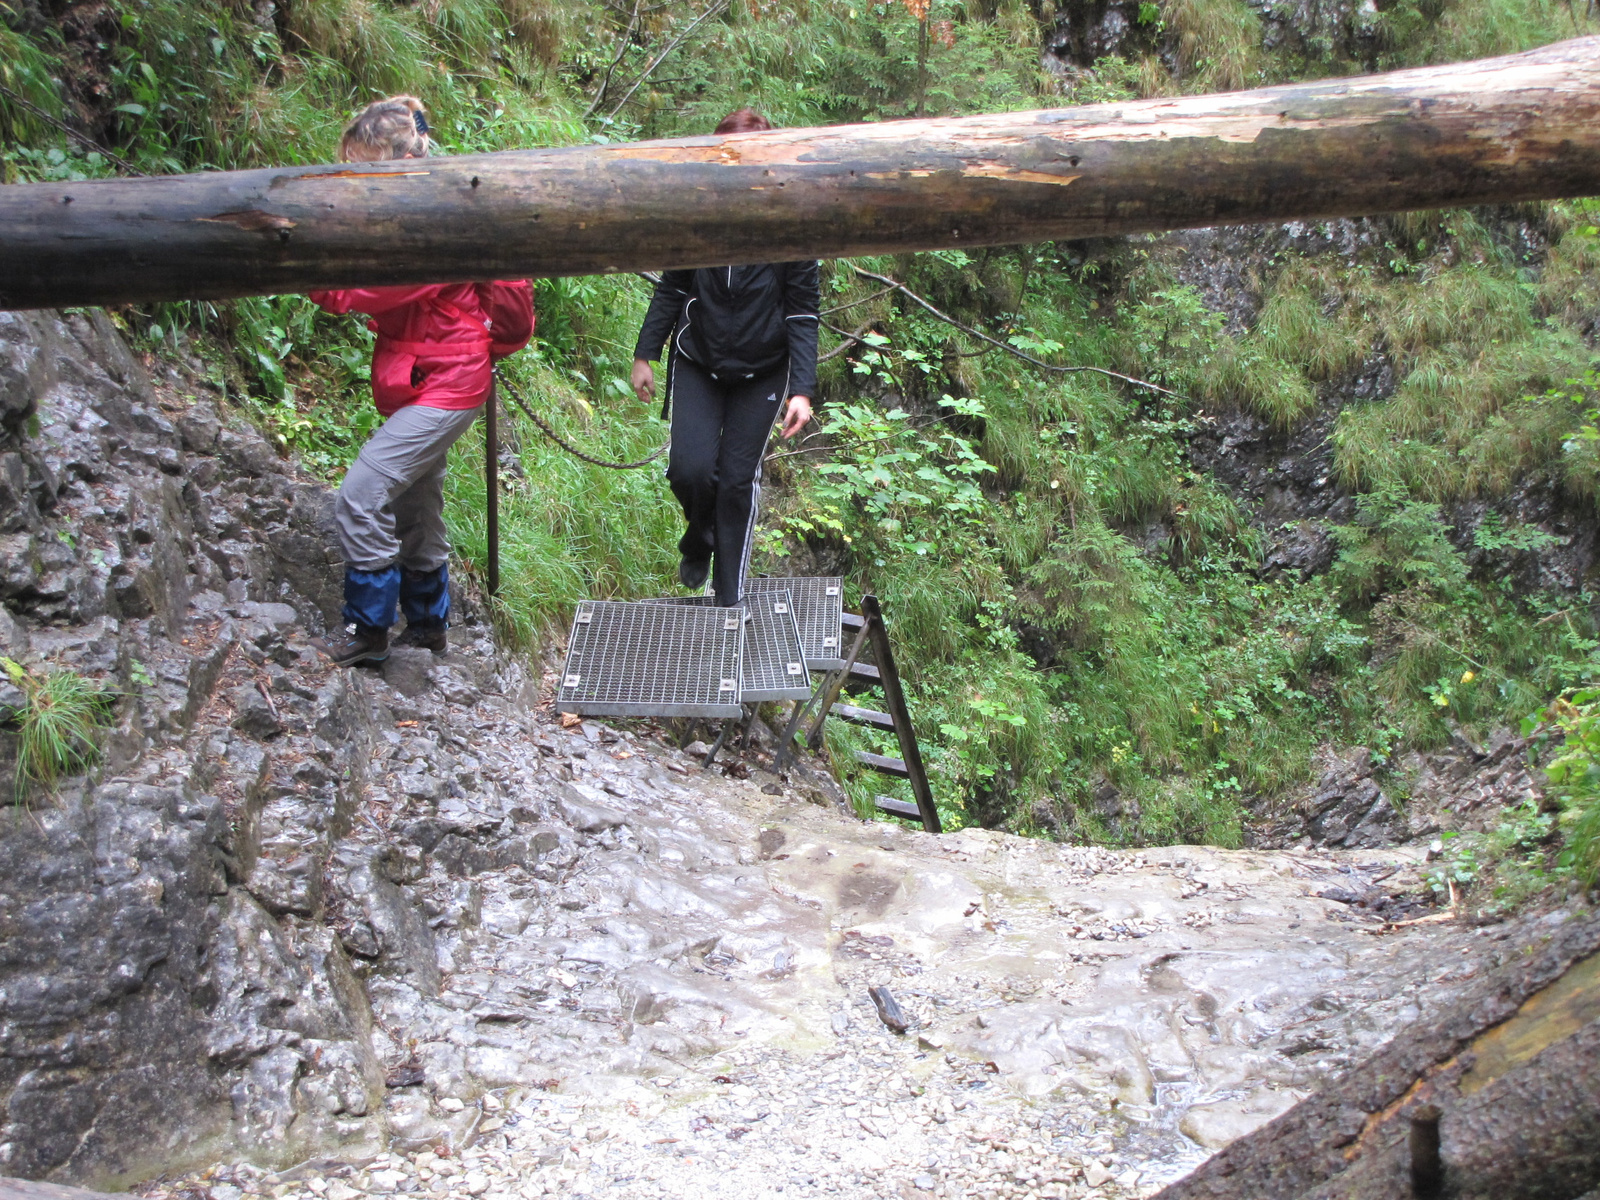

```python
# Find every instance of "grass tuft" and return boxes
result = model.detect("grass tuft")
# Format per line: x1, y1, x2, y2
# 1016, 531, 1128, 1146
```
2, 658, 115, 802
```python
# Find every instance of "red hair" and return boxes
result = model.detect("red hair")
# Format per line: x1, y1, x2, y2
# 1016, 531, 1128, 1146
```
715, 107, 772, 134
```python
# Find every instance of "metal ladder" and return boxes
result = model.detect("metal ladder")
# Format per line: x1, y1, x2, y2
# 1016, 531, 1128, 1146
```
776, 594, 941, 833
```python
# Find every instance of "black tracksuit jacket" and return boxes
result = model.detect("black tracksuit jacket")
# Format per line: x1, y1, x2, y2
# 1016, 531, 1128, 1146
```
633, 261, 820, 401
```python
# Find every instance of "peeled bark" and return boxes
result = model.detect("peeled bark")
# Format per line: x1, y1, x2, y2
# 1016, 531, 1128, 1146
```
3, 36, 1600, 309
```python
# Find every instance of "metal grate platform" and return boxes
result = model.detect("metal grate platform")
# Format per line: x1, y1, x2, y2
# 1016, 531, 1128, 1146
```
738, 590, 811, 701
643, 592, 810, 702
744, 576, 845, 670
556, 600, 744, 718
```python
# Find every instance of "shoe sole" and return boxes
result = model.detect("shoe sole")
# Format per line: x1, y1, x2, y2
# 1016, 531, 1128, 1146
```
314, 640, 390, 668
331, 651, 389, 667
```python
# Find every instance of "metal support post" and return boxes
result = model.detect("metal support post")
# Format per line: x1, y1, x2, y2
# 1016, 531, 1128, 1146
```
486, 379, 500, 596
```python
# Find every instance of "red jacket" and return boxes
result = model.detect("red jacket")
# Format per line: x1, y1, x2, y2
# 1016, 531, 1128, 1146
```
310, 281, 534, 417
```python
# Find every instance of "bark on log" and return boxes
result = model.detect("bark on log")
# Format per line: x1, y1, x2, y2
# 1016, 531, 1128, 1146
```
3, 36, 1600, 309
1152, 912, 1600, 1200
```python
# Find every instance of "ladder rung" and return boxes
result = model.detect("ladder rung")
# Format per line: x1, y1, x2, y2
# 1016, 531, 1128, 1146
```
848, 661, 881, 682
842, 612, 865, 630
857, 750, 909, 778
834, 703, 895, 730
875, 796, 921, 820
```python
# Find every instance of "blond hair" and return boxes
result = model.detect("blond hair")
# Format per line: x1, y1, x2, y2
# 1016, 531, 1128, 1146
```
339, 95, 431, 163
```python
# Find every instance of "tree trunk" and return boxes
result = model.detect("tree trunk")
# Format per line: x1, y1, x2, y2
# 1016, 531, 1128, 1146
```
2, 36, 1600, 309
1152, 913, 1600, 1200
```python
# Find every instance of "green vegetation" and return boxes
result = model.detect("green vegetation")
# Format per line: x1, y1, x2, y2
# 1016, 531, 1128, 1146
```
4, 0, 1600, 854
1535, 689, 1600, 888
1, 658, 115, 802
1417, 684, 1600, 915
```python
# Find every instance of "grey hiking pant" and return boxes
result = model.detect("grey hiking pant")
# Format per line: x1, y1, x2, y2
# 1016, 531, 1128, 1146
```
335, 402, 484, 573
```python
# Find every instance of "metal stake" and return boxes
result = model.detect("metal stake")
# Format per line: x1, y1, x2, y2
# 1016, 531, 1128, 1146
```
1409, 1105, 1443, 1198
486, 379, 500, 596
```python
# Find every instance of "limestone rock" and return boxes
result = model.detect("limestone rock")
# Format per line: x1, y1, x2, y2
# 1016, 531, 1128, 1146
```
231, 683, 283, 740
556, 781, 626, 833
1178, 1089, 1300, 1150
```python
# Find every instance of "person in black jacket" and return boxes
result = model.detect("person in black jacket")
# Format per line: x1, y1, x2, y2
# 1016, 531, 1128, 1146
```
631, 107, 820, 608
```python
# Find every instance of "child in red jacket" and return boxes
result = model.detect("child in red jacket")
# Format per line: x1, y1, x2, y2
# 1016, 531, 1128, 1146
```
309, 96, 533, 667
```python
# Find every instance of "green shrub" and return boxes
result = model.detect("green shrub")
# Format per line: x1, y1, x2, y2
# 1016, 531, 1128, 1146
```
1537, 689, 1600, 886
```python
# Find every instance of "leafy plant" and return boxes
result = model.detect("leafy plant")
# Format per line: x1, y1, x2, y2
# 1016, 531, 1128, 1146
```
1534, 688, 1600, 886
2, 658, 115, 802
1328, 484, 1468, 605
1425, 831, 1481, 902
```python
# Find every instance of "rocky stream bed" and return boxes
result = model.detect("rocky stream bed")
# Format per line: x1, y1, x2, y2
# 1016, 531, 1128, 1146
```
0, 304, 1584, 1200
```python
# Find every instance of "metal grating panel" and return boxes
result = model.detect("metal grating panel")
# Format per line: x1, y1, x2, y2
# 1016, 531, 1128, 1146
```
733, 589, 809, 701
556, 600, 744, 718
744, 576, 845, 670
642, 593, 810, 702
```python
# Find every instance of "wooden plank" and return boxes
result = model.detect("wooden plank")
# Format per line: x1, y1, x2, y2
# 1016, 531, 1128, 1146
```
875, 795, 923, 820
842, 612, 865, 631
847, 661, 881, 683
833, 703, 895, 730
856, 750, 910, 778
5, 37, 1600, 308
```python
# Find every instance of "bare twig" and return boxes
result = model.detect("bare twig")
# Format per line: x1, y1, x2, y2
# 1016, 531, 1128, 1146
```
818, 319, 876, 362
606, 0, 730, 119
848, 265, 1180, 398
255, 680, 281, 723
819, 285, 897, 316
0, 81, 144, 176
584, 0, 645, 119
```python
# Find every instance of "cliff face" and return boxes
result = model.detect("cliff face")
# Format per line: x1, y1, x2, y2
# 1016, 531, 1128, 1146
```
1165, 217, 1600, 595
0, 309, 843, 1187
0, 309, 388, 1183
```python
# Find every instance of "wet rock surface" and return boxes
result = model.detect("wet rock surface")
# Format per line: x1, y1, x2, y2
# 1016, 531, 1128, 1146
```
0, 314, 1577, 1200
136, 776, 1531, 1200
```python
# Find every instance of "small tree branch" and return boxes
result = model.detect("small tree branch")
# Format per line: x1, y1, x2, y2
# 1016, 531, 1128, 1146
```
585, 0, 645, 119
606, 0, 730, 120
819, 284, 896, 316
819, 319, 876, 362
766, 416, 943, 462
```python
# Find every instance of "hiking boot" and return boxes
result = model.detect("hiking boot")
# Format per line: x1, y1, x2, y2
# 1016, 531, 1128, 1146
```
395, 622, 447, 654
678, 555, 711, 590
313, 624, 390, 667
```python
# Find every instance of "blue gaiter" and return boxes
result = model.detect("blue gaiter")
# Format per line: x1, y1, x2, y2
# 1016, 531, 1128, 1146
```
343, 565, 401, 632
400, 564, 450, 628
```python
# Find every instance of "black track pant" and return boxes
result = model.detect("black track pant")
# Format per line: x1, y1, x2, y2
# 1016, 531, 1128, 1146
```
666, 355, 788, 607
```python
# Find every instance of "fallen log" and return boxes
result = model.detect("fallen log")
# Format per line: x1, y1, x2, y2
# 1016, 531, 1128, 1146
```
2, 37, 1600, 310
1152, 912, 1600, 1200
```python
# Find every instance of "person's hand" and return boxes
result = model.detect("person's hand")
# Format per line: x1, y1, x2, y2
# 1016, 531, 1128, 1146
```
631, 358, 656, 404
781, 394, 812, 438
